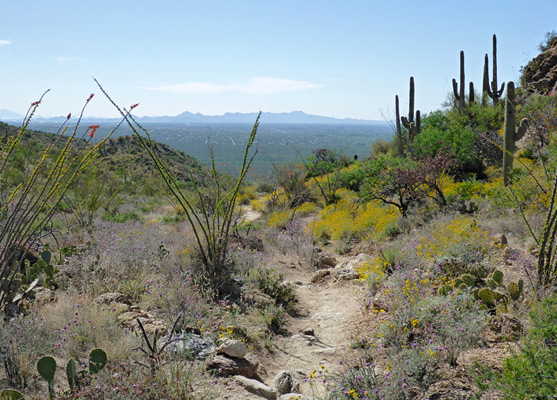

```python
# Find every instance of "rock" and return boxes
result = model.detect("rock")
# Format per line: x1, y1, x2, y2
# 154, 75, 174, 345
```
301, 327, 314, 336
492, 233, 508, 247
93, 292, 132, 306
117, 310, 167, 335
243, 289, 275, 309
216, 339, 248, 359
279, 394, 309, 400
336, 253, 371, 274
310, 269, 331, 283
32, 286, 57, 305
160, 332, 215, 359
335, 269, 359, 280
206, 354, 258, 378
272, 370, 300, 395
234, 375, 277, 400
320, 256, 337, 268
522, 37, 557, 94
292, 334, 316, 346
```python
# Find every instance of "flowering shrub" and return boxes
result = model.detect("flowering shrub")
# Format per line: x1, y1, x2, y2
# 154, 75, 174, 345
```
312, 190, 399, 242
416, 216, 491, 262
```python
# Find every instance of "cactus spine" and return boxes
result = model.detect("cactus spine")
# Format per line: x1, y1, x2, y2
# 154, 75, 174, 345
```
503, 81, 528, 186
484, 34, 505, 104
400, 77, 421, 148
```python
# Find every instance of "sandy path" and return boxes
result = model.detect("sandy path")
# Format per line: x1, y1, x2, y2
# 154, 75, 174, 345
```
261, 261, 365, 397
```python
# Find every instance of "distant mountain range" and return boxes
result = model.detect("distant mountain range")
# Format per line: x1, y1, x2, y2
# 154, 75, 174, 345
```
0, 109, 384, 125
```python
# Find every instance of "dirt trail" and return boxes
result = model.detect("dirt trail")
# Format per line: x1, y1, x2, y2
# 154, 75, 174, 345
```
261, 258, 365, 397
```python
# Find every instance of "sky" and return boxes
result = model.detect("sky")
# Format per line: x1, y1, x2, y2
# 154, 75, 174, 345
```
0, 0, 556, 120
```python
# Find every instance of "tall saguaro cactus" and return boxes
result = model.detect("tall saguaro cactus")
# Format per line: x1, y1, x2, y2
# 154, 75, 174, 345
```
453, 51, 466, 110
395, 95, 404, 156
503, 81, 528, 186
400, 76, 421, 148
452, 51, 475, 109
484, 34, 505, 105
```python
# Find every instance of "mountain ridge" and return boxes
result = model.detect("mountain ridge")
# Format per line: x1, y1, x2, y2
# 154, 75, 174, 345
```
0, 109, 384, 125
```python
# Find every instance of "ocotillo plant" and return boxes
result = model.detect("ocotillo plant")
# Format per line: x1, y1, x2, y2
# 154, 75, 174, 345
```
502, 81, 528, 186
400, 77, 421, 149
484, 34, 505, 104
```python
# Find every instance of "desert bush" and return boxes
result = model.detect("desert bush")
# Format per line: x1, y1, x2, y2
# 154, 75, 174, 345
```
311, 189, 399, 243
58, 221, 166, 295
272, 161, 313, 208
370, 139, 393, 157
537, 29, 557, 52
245, 266, 296, 311
0, 311, 54, 390
325, 356, 381, 399
416, 215, 491, 263
304, 148, 352, 205
54, 359, 204, 400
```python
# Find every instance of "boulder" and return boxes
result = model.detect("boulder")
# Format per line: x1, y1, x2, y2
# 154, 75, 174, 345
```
522, 37, 557, 94
206, 354, 258, 378
160, 332, 215, 359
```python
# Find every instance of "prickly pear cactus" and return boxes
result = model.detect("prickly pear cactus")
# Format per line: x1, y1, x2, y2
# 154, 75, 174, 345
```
89, 348, 107, 374
0, 390, 25, 400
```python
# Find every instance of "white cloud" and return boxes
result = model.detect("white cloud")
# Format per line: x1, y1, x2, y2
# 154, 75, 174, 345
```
0, 40, 11, 46
142, 77, 323, 95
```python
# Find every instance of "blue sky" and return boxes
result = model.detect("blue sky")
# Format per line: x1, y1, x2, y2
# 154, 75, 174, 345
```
0, 1, 555, 120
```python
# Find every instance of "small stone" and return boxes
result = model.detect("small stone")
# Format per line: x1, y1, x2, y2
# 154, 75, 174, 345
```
216, 339, 248, 359
301, 327, 314, 336
272, 370, 300, 395
320, 256, 337, 268
311, 270, 331, 283
234, 375, 277, 399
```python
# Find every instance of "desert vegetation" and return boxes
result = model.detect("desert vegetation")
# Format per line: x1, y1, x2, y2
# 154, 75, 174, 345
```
1, 32, 557, 400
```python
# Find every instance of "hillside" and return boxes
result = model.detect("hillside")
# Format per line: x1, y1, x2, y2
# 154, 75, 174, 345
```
2, 32, 557, 400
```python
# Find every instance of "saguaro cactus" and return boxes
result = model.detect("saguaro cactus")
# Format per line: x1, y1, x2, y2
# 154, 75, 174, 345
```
452, 51, 475, 109
400, 76, 421, 148
395, 95, 404, 156
484, 34, 505, 105
503, 81, 528, 185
